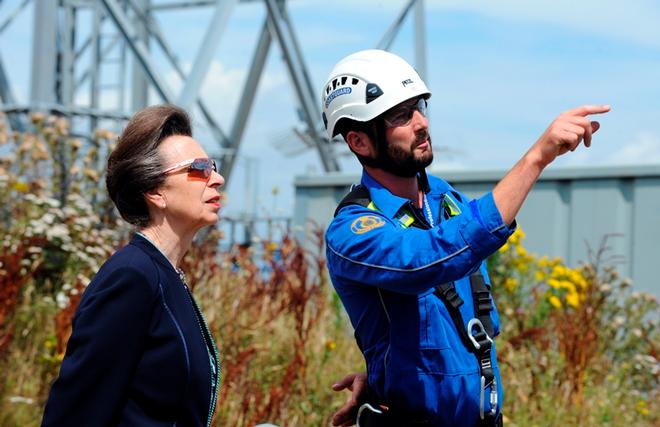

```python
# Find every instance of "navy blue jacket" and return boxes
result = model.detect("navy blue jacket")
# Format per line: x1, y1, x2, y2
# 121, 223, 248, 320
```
326, 171, 514, 426
42, 234, 219, 427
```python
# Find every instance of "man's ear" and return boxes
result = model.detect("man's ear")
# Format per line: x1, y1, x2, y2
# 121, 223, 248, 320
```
346, 130, 375, 157
144, 189, 166, 210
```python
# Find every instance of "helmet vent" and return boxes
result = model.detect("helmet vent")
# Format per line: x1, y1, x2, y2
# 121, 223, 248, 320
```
352, 78, 359, 85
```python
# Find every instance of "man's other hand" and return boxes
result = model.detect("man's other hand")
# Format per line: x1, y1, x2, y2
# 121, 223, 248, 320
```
331, 372, 368, 427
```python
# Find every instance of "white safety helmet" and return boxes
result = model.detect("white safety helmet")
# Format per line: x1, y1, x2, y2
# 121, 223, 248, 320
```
321, 49, 431, 139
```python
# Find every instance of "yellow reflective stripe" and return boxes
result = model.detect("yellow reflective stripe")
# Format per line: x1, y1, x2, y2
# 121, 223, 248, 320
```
367, 199, 415, 228
443, 194, 461, 217
397, 212, 415, 228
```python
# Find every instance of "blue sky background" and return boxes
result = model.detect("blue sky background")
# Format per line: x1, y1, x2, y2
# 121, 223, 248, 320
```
3, 0, 660, 218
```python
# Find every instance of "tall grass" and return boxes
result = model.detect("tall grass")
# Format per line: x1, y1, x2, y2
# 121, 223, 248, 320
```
0, 114, 657, 426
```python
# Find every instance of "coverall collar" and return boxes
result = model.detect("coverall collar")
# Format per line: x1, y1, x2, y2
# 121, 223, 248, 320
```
361, 169, 432, 219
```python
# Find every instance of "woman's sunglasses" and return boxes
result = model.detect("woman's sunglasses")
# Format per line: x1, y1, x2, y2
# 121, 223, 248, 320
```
382, 97, 428, 128
162, 158, 218, 179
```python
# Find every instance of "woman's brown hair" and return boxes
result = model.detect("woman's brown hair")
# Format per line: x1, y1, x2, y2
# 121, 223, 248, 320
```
106, 104, 192, 227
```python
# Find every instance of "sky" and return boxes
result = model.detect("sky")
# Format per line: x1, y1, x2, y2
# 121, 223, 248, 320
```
2, 0, 660, 219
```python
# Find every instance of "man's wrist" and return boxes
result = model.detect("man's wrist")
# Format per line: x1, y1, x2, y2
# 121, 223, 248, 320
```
521, 149, 547, 174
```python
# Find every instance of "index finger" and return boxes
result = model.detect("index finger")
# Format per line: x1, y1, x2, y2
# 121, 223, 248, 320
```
332, 373, 357, 391
564, 104, 611, 117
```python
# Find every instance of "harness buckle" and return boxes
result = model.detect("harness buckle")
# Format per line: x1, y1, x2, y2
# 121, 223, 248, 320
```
467, 318, 493, 351
356, 403, 383, 427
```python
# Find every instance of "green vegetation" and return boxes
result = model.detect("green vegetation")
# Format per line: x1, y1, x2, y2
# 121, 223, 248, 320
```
0, 115, 657, 426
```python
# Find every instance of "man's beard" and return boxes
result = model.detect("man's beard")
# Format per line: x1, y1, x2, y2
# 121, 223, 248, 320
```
360, 130, 434, 178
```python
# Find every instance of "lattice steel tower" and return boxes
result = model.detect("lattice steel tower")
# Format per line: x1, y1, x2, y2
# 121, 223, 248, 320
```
0, 0, 427, 181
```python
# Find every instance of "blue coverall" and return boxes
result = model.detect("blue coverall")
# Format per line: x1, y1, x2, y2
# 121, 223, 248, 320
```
326, 171, 515, 426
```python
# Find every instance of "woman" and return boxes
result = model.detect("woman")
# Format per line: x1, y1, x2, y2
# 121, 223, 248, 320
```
42, 104, 223, 426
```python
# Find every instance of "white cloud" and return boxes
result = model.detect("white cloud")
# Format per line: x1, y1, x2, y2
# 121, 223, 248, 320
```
164, 59, 288, 125
607, 131, 660, 164
295, 0, 660, 49
427, 0, 660, 48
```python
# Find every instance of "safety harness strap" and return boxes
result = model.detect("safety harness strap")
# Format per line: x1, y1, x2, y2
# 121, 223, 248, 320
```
334, 184, 371, 217
471, 271, 495, 338
435, 276, 498, 423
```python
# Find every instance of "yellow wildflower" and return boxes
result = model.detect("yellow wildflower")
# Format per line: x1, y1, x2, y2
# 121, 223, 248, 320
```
559, 280, 576, 293
549, 295, 562, 309
547, 279, 561, 289
509, 228, 526, 245
325, 340, 337, 351
566, 292, 580, 308
13, 181, 29, 193
504, 278, 518, 292
636, 400, 649, 416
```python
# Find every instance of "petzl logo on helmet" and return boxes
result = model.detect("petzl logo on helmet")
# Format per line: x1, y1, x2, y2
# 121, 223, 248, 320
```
350, 215, 385, 235
325, 87, 352, 108
402, 78, 414, 87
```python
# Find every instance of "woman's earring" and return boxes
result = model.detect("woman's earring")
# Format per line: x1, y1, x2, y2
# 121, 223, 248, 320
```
162, 203, 166, 209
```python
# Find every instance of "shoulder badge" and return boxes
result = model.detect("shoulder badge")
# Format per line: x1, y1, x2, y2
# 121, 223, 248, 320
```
350, 215, 385, 235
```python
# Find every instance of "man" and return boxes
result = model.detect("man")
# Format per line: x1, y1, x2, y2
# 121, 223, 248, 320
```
322, 49, 609, 427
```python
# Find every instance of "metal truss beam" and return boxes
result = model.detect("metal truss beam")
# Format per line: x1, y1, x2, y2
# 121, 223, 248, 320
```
377, 0, 416, 51
2, 0, 427, 183
0, 54, 25, 131
264, 0, 339, 172
123, 0, 232, 152
99, 0, 175, 102
224, 17, 272, 180
177, 0, 238, 109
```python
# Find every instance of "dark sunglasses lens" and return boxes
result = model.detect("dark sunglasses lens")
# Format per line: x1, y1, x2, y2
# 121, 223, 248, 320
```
416, 98, 427, 115
385, 98, 426, 127
189, 159, 213, 178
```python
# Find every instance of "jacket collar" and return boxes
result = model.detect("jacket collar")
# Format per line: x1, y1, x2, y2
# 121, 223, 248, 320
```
361, 170, 431, 219
360, 169, 448, 221
130, 233, 179, 275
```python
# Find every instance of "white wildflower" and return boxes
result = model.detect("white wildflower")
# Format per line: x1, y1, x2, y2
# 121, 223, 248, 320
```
612, 316, 626, 328
62, 207, 77, 217
43, 197, 60, 208
46, 224, 71, 243
41, 212, 55, 225
77, 274, 91, 286
56, 291, 70, 309
8, 396, 34, 405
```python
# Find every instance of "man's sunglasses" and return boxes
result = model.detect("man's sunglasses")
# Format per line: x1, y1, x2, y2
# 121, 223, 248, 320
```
382, 97, 428, 128
162, 158, 218, 179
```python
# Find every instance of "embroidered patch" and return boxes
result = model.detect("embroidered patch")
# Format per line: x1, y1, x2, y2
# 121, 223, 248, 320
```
350, 215, 385, 234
